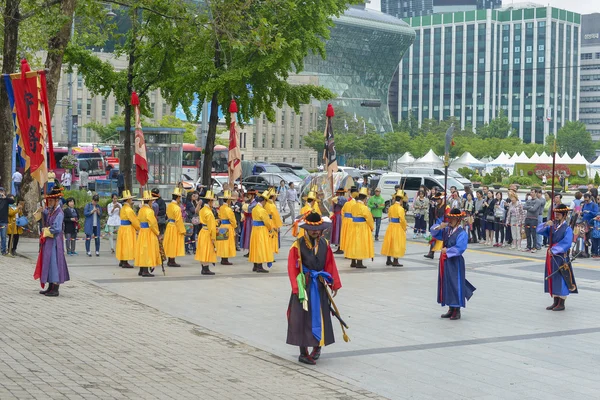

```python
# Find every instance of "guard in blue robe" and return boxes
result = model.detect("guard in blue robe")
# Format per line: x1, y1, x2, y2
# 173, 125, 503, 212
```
537, 204, 577, 311
430, 208, 476, 320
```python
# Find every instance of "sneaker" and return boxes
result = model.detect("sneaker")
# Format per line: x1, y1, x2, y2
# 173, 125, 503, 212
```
95, 251, 100, 257
530, 249, 537, 253
413, 234, 417, 239
72, 252, 78, 256
87, 252, 92, 257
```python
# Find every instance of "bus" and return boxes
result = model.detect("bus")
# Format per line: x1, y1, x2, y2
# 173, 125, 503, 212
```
182, 144, 228, 181
98, 145, 119, 168
51, 147, 107, 183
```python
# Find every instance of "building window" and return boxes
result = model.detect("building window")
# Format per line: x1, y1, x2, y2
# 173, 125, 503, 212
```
281, 110, 285, 126
101, 99, 106, 117
479, 58, 484, 64
539, 45, 545, 51
77, 73, 83, 88
503, 59, 509, 65
86, 99, 92, 116
538, 21, 546, 28
503, 48, 509, 54
538, 56, 545, 63
114, 103, 119, 115
515, 58, 521, 64
86, 127, 91, 141
526, 57, 532, 64
582, 53, 593, 60
526, 46, 532, 52
299, 115, 303, 127
515, 47, 520, 53
151, 102, 155, 114
262, 114, 266, 125
503, 36, 509, 42
162, 104, 167, 115
596, 53, 600, 59
77, 99, 82, 116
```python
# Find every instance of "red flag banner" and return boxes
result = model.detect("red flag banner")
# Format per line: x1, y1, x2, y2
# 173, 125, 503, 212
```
228, 99, 242, 188
10, 60, 45, 173
323, 104, 337, 179
131, 92, 148, 187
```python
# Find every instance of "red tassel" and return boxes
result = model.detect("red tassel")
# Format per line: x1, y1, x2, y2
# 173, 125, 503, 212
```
131, 91, 140, 106
229, 99, 238, 113
326, 103, 335, 117
20, 59, 31, 80
451, 139, 455, 147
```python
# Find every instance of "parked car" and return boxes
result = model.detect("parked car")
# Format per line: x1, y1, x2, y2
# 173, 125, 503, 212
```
402, 167, 471, 186
376, 173, 465, 210
241, 160, 282, 179
259, 172, 303, 190
241, 175, 271, 193
337, 166, 364, 186
271, 162, 310, 179
194, 175, 245, 193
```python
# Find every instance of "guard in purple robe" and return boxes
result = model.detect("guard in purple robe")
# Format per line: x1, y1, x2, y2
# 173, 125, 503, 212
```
240, 190, 257, 257
34, 187, 70, 297
430, 208, 476, 320
330, 188, 346, 252
537, 204, 577, 311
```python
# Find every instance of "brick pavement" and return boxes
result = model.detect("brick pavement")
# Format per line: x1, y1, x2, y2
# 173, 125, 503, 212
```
0, 255, 385, 400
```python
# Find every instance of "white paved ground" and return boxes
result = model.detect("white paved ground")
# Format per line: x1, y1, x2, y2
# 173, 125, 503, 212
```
9, 221, 600, 400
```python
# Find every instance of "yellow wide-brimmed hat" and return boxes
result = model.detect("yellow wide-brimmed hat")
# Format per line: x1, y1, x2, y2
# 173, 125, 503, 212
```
201, 190, 215, 200
172, 187, 183, 197
358, 187, 369, 197
220, 190, 234, 200
306, 191, 317, 201
259, 189, 271, 200
139, 190, 155, 201
394, 189, 408, 201
119, 190, 135, 201
268, 188, 278, 198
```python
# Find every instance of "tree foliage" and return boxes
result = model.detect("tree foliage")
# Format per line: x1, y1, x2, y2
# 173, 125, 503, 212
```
556, 121, 596, 160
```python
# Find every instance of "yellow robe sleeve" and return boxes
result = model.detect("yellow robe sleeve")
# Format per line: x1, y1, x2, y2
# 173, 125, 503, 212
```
127, 206, 140, 231
174, 206, 186, 235
262, 208, 273, 231
364, 204, 375, 231
208, 213, 217, 241
147, 209, 159, 236
398, 207, 407, 231
271, 205, 283, 229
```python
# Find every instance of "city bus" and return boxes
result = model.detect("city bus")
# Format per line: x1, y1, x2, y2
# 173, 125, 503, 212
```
52, 147, 107, 183
182, 144, 229, 181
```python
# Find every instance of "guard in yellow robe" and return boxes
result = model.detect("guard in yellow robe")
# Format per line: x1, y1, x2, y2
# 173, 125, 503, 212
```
116, 190, 140, 268
164, 187, 186, 267
345, 187, 374, 268
265, 189, 283, 254
217, 190, 237, 265
7, 199, 24, 257
195, 191, 217, 275
249, 190, 274, 273
296, 190, 319, 238
339, 186, 358, 254
382, 190, 408, 267
134, 191, 161, 277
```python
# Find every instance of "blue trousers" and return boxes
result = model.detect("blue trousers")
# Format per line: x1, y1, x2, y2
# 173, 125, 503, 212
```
374, 217, 382, 238
85, 225, 101, 253
592, 238, 600, 256
0, 224, 6, 254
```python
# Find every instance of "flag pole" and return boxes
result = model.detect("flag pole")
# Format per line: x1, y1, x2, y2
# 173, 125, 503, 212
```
548, 137, 557, 246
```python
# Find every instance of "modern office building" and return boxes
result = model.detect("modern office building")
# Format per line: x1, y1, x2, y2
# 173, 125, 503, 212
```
395, 4, 581, 144
580, 13, 600, 140
433, 0, 502, 13
381, 0, 433, 18
303, 5, 415, 133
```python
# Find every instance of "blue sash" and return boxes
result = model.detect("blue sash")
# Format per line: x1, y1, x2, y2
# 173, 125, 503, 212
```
390, 218, 400, 223
120, 220, 131, 226
353, 217, 366, 222
140, 222, 149, 228
344, 213, 352, 218
168, 219, 175, 223
252, 221, 265, 227
221, 220, 231, 225
302, 266, 333, 342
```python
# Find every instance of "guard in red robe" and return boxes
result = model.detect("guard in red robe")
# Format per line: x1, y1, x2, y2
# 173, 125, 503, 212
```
287, 212, 342, 365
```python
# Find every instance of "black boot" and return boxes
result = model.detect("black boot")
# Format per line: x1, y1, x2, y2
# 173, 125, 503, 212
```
386, 256, 392, 266
298, 347, 316, 365
350, 259, 357, 268
441, 307, 453, 318
201, 265, 215, 275
45, 284, 59, 297
122, 261, 133, 268
310, 346, 322, 360
252, 263, 259, 272
243, 253, 249, 258
552, 298, 566, 311
355, 260, 366, 269
39, 283, 53, 295
334, 248, 343, 255
256, 264, 269, 273
141, 267, 155, 277
167, 258, 181, 267
138, 268, 143, 276
221, 258, 232, 266
546, 297, 560, 310
424, 251, 434, 259
450, 308, 461, 320
118, 260, 124, 267
392, 258, 403, 267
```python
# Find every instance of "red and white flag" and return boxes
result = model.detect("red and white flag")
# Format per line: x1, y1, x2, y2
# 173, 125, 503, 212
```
131, 92, 148, 187
228, 99, 242, 188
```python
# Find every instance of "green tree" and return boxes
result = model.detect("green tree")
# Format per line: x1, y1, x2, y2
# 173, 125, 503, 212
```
556, 121, 595, 159
477, 110, 514, 139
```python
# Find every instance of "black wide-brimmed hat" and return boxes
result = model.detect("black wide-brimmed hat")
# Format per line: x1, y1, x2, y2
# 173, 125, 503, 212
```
447, 208, 465, 218
299, 212, 332, 231
432, 192, 446, 200
44, 187, 63, 199
554, 204, 571, 214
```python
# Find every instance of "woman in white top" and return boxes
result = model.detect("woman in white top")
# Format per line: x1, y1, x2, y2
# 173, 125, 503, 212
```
106, 193, 122, 254
61, 170, 72, 190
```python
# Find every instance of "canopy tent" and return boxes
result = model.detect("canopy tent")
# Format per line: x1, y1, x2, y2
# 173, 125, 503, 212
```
514, 151, 530, 164
556, 153, 573, 163
393, 152, 415, 172
538, 151, 552, 163
571, 152, 588, 165
589, 156, 600, 178
485, 152, 514, 174
451, 151, 485, 170
530, 152, 540, 163
413, 149, 444, 168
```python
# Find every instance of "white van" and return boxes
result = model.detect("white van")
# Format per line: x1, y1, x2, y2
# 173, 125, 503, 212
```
376, 173, 465, 207
402, 167, 471, 186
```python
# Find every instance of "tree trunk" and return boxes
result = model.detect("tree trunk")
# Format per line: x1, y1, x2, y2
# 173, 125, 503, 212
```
0, 0, 20, 191
201, 40, 221, 187
121, 8, 138, 192
44, 0, 77, 116
19, 171, 42, 233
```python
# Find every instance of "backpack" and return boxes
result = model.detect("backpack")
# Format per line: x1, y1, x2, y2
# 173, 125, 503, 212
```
592, 220, 600, 239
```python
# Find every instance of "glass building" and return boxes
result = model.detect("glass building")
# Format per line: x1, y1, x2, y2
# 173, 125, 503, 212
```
579, 13, 600, 140
396, 5, 580, 144
381, 0, 434, 18
303, 5, 416, 133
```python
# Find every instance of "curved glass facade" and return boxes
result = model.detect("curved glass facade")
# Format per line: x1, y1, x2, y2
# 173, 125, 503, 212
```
303, 6, 416, 133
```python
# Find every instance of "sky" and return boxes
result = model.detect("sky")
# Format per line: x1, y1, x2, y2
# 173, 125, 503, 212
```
540, 0, 599, 14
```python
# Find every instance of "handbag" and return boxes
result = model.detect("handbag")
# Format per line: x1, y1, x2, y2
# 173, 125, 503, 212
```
486, 214, 495, 223
191, 216, 200, 226
16, 216, 28, 227
216, 227, 229, 241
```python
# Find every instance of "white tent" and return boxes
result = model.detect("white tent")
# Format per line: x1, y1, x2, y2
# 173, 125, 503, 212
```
393, 152, 415, 172
486, 152, 514, 174
451, 152, 485, 170
572, 152, 588, 165
413, 149, 444, 168
538, 151, 552, 163
530, 152, 541, 163
589, 156, 600, 178
556, 153, 572, 163
508, 152, 519, 162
